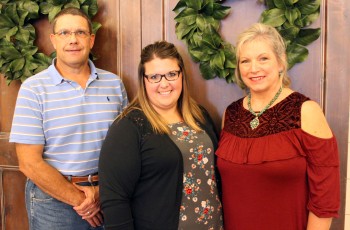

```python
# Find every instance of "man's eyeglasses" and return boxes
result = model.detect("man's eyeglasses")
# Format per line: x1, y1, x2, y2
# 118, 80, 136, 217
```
54, 30, 91, 39
144, 70, 181, 83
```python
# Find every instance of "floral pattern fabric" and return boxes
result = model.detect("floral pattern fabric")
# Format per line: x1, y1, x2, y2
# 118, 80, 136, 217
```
168, 122, 223, 230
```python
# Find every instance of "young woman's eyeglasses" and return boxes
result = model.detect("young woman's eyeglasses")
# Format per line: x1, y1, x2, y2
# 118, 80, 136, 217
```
54, 30, 91, 39
144, 70, 181, 83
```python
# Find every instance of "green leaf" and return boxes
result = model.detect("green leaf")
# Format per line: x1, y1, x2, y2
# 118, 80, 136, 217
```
23, 23, 36, 41
265, 0, 276, 9
78, 0, 90, 4
64, 0, 80, 9
0, 27, 9, 39
279, 22, 300, 40
260, 8, 286, 27
17, 9, 29, 26
217, 68, 229, 78
48, 5, 63, 22
196, 15, 219, 31
202, 27, 222, 49
21, 46, 38, 56
273, 0, 293, 9
196, 14, 214, 31
15, 27, 30, 43
92, 21, 102, 34
80, 5, 89, 16
199, 61, 216, 80
39, 2, 54, 15
286, 43, 308, 69
190, 32, 202, 47
223, 47, 236, 69
5, 26, 18, 42
301, 11, 319, 26
202, 1, 213, 15
33, 65, 48, 74
0, 14, 14, 27
87, 1, 98, 17
34, 53, 53, 66
0, 45, 22, 60
298, 0, 320, 14
174, 8, 197, 24
175, 22, 196, 40
295, 28, 321, 46
185, 0, 202, 11
285, 8, 300, 25
0, 58, 5, 68
189, 47, 211, 62
210, 50, 225, 70
24, 58, 38, 70
22, 1, 39, 19
173, 0, 187, 14
212, 3, 231, 20
225, 71, 236, 84
5, 3, 19, 24
9, 57, 25, 72
52, 0, 69, 5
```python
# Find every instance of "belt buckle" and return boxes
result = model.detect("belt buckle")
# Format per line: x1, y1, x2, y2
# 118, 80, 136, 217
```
88, 174, 92, 184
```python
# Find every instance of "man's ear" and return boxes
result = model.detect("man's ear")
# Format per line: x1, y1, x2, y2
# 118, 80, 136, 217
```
50, 34, 57, 49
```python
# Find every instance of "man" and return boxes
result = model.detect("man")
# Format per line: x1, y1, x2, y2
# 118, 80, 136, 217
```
10, 7, 128, 230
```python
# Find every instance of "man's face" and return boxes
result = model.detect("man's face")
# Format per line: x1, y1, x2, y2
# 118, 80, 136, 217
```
50, 14, 95, 69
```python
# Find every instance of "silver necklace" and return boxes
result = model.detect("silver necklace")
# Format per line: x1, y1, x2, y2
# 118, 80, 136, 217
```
247, 86, 283, 130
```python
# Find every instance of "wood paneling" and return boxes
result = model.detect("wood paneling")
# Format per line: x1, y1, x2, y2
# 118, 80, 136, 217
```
0, 0, 347, 229
324, 0, 350, 228
0, 169, 27, 230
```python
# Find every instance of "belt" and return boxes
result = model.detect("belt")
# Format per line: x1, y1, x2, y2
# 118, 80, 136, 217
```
64, 174, 99, 186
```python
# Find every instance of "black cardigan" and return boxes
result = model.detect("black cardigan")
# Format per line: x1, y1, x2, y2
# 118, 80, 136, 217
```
99, 108, 219, 230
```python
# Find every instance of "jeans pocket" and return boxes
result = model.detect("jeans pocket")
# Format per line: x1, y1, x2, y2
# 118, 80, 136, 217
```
27, 179, 53, 202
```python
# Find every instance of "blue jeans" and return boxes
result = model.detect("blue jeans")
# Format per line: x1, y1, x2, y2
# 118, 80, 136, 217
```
25, 179, 104, 230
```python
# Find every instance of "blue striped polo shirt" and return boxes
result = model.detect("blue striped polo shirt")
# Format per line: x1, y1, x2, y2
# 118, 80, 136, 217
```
10, 59, 128, 176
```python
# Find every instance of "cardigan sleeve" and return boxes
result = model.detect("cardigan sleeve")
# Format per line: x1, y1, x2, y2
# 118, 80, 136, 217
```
301, 131, 340, 218
99, 117, 141, 230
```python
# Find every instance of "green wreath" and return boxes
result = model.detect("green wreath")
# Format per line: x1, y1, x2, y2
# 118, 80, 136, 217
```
173, 0, 321, 84
0, 0, 101, 85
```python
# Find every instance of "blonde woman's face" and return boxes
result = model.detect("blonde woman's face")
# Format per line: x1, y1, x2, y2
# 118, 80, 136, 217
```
238, 38, 282, 94
143, 58, 182, 115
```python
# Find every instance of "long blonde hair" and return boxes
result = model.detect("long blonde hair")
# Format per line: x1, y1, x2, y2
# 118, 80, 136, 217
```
122, 41, 205, 134
235, 23, 291, 89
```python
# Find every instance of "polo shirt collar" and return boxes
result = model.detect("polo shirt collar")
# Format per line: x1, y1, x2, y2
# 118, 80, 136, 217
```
48, 58, 98, 85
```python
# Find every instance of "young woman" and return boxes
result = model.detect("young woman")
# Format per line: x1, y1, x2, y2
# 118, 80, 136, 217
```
99, 41, 223, 230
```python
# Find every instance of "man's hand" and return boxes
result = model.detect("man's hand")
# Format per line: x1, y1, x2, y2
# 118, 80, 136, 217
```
73, 184, 103, 227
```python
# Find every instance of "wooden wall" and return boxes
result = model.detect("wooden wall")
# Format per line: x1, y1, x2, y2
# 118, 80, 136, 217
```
0, 0, 348, 229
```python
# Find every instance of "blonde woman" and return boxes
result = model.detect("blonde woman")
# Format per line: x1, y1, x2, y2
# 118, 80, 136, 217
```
216, 23, 340, 230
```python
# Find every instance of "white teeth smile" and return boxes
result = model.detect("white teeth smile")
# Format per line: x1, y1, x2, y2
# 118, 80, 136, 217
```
251, 76, 263, 81
159, 91, 171, 95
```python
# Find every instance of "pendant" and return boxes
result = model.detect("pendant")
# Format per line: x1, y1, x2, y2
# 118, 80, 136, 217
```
250, 117, 259, 130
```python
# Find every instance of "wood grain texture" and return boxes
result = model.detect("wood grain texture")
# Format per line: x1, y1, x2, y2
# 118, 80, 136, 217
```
0, 0, 348, 229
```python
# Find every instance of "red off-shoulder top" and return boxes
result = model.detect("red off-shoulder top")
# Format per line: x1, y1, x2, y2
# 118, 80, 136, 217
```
216, 92, 340, 230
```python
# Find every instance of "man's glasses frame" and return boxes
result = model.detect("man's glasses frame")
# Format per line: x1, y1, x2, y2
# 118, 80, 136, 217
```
54, 30, 91, 39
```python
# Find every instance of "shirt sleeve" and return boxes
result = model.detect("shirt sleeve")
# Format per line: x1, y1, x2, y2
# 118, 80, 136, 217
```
301, 131, 340, 218
9, 82, 45, 144
99, 117, 141, 229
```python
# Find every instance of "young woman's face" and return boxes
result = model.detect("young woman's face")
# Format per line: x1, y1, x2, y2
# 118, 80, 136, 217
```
144, 57, 182, 115
238, 38, 282, 94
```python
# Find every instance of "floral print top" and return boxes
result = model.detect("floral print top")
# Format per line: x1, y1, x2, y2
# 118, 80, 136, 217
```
168, 122, 223, 230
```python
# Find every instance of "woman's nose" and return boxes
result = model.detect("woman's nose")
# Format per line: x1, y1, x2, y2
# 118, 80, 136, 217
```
250, 61, 259, 72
